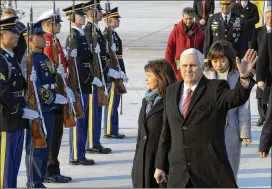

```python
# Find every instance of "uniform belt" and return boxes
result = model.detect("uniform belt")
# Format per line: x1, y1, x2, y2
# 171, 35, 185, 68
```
42, 84, 55, 89
11, 90, 25, 98
117, 55, 123, 59
83, 62, 91, 68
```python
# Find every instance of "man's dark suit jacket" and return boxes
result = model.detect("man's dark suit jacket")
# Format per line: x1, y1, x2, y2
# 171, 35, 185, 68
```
155, 76, 254, 188
251, 26, 271, 102
231, 1, 259, 41
193, 0, 215, 30
257, 33, 272, 154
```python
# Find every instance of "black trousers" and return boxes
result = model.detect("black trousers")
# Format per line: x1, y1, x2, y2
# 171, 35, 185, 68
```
186, 179, 195, 188
257, 98, 267, 120
46, 112, 64, 177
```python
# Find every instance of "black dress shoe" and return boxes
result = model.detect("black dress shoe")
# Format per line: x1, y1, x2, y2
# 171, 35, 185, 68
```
104, 133, 126, 139
44, 175, 69, 183
69, 159, 95, 165
58, 174, 72, 181
256, 118, 265, 126
86, 145, 112, 154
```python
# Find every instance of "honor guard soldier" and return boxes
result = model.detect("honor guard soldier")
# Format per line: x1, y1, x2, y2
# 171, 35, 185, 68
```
103, 7, 127, 139
1, 8, 27, 64
203, 0, 248, 62
83, 0, 112, 154
63, 2, 99, 165
0, 17, 39, 188
24, 21, 71, 188
37, 7, 72, 183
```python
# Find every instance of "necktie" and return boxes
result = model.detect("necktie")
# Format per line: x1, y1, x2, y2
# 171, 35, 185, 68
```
202, 0, 206, 19
224, 15, 228, 28
182, 88, 192, 117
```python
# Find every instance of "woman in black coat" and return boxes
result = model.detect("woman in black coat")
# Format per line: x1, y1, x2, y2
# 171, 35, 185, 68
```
131, 59, 177, 188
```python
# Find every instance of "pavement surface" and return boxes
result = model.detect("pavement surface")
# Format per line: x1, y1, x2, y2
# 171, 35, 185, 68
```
10, 0, 272, 188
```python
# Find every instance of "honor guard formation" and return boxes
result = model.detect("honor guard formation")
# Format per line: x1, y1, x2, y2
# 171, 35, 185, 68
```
0, 0, 271, 188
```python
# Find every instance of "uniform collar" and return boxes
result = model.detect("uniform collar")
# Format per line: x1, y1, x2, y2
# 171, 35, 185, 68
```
222, 11, 231, 23
266, 25, 272, 33
2, 48, 14, 58
72, 26, 84, 36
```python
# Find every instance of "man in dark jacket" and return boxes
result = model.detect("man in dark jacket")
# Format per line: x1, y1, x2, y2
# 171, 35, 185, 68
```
257, 33, 272, 158
154, 48, 257, 188
251, 6, 272, 126
193, 0, 215, 30
231, 0, 259, 45
203, 0, 248, 61
165, 7, 204, 80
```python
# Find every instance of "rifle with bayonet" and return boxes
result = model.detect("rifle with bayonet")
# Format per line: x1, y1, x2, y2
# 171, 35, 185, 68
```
27, 5, 47, 148
67, 0, 85, 116
91, 0, 109, 106
104, 1, 127, 95
51, 1, 77, 127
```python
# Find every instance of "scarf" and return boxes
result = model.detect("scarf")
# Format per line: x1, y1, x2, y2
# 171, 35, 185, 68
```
144, 88, 161, 115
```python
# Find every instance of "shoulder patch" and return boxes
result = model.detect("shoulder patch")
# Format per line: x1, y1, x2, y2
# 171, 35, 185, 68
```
46, 41, 50, 46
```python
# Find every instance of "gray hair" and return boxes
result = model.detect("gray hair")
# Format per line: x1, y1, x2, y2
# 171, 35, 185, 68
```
180, 48, 204, 68
182, 7, 195, 17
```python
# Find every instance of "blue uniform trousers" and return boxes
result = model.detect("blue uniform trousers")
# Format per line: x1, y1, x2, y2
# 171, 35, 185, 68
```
86, 86, 102, 149
103, 82, 121, 135
69, 93, 89, 161
0, 130, 24, 188
25, 112, 55, 188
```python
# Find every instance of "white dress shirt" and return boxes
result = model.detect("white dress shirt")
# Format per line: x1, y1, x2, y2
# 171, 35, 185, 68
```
266, 25, 271, 33
222, 11, 232, 24
2, 48, 14, 58
72, 26, 84, 36
179, 81, 199, 113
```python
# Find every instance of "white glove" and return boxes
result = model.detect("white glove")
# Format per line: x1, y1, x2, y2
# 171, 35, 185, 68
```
107, 68, 121, 79
91, 77, 103, 87
95, 44, 101, 54
71, 49, 77, 58
54, 94, 68, 104
22, 108, 39, 120
111, 43, 117, 52
30, 67, 37, 82
65, 86, 75, 103
57, 64, 65, 78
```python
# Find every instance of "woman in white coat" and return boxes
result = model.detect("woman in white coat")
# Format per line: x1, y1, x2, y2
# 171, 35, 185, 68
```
204, 40, 252, 180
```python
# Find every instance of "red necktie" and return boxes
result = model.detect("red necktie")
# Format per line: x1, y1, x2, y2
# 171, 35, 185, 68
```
182, 88, 192, 117
202, 0, 206, 19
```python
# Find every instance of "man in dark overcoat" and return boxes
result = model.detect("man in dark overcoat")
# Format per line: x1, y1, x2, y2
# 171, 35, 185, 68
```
154, 48, 257, 188
257, 32, 272, 158
251, 6, 272, 126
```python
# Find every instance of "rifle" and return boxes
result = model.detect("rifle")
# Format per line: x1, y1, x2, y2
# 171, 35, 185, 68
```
91, 0, 109, 106
67, 0, 85, 116
27, 5, 47, 148
51, 1, 77, 127
104, 1, 127, 95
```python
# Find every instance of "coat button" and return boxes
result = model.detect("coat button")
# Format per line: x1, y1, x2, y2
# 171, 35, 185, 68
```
143, 136, 147, 140
184, 145, 188, 149
182, 126, 187, 130
186, 162, 191, 166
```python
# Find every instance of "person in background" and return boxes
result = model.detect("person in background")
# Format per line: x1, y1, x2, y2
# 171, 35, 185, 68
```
204, 40, 252, 180
131, 59, 176, 188
204, 0, 248, 61
251, 6, 272, 127
165, 7, 204, 80
193, 0, 215, 30
231, 0, 259, 46
0, 7, 26, 64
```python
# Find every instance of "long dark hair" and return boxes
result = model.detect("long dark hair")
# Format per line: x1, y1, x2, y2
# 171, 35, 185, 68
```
205, 40, 236, 71
144, 59, 177, 96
